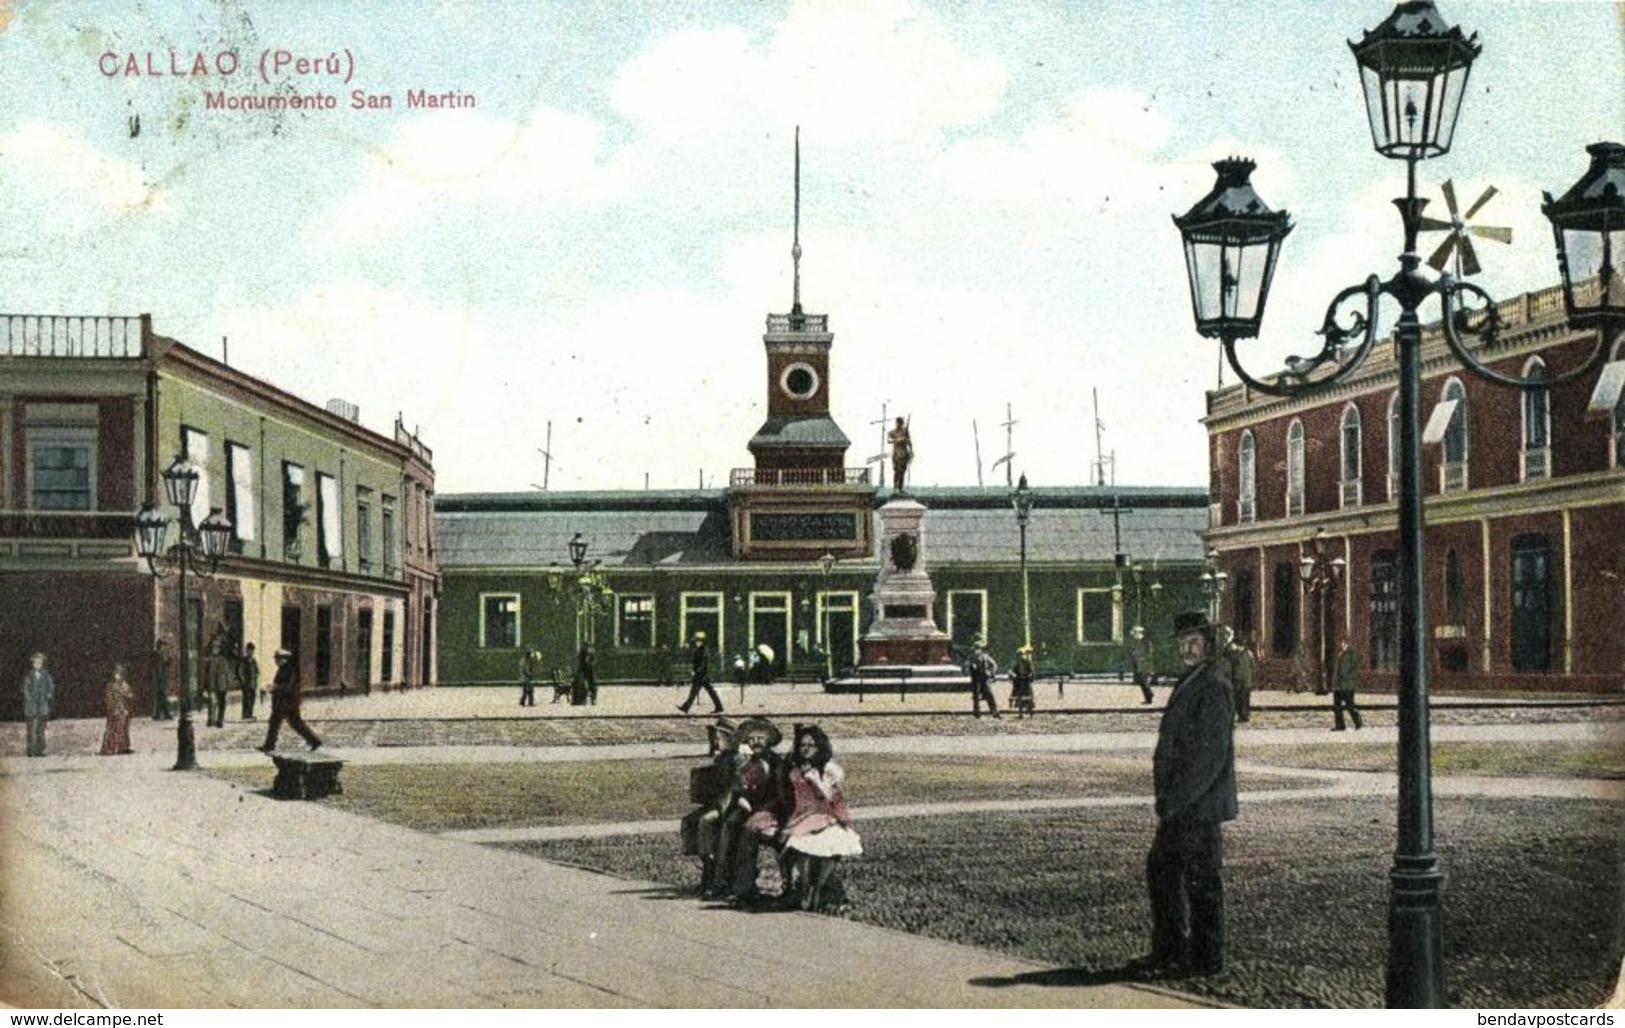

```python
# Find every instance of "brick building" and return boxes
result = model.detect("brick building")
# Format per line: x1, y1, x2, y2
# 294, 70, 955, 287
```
0, 315, 439, 720
1204, 283, 1624, 693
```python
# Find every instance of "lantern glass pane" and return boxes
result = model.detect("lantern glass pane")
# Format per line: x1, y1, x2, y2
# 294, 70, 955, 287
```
199, 510, 233, 560
135, 508, 169, 559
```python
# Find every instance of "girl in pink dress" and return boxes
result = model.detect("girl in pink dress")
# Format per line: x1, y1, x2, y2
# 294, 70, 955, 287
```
778, 724, 861, 910
99, 662, 134, 756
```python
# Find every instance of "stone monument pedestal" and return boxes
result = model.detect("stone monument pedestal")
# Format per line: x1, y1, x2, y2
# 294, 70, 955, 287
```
858, 497, 955, 668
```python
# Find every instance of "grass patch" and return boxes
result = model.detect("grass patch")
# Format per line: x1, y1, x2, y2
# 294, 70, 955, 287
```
1237, 739, 1624, 778
208, 751, 1320, 833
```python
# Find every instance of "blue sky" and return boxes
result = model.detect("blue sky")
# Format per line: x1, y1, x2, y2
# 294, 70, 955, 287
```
2, 1, 1620, 493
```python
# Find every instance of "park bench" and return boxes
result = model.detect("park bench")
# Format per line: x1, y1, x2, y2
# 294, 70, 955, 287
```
268, 752, 344, 800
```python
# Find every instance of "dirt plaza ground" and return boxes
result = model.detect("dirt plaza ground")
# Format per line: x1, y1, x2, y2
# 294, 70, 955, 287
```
2, 681, 1621, 1009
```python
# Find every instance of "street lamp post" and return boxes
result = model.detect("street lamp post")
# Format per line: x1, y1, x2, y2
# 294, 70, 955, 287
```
1199, 549, 1228, 626
818, 551, 836, 682
1299, 529, 1348, 695
134, 454, 233, 772
568, 532, 610, 649
1011, 474, 1034, 650
1173, 3, 1620, 1006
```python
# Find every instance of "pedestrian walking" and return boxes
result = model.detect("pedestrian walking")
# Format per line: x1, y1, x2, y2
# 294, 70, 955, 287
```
238, 643, 260, 720
21, 652, 55, 758
99, 662, 135, 756
1220, 628, 1256, 724
576, 642, 598, 706
966, 640, 1000, 718
1131, 610, 1237, 980
1331, 637, 1364, 731
258, 649, 323, 753
519, 647, 544, 706
1130, 625, 1157, 705
151, 640, 173, 721
1009, 644, 1036, 717
204, 623, 235, 728
678, 632, 724, 714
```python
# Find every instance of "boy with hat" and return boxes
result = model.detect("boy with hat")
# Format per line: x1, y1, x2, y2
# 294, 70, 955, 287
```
1134, 610, 1237, 978
1009, 644, 1036, 717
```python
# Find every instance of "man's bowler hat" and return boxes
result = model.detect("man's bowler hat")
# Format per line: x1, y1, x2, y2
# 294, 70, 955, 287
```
1172, 610, 1213, 637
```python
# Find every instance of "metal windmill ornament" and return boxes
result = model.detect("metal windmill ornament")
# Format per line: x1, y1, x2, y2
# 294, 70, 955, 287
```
1419, 179, 1512, 276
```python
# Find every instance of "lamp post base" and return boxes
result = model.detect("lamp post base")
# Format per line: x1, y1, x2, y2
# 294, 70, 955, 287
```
1386, 860, 1446, 1007
172, 714, 199, 771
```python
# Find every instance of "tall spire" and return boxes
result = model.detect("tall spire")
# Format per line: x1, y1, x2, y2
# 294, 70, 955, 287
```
792, 125, 803, 317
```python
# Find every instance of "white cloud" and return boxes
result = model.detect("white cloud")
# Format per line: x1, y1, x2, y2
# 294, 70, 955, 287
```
0, 120, 171, 227
317, 106, 646, 247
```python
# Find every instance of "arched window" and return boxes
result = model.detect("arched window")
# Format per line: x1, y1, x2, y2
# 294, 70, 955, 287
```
1238, 430, 1257, 523
1340, 404, 1362, 507
1286, 419, 1305, 516
1440, 378, 1469, 492
1521, 357, 1551, 480
1387, 391, 1400, 501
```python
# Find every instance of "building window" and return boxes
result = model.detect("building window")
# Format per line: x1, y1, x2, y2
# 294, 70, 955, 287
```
315, 606, 333, 687
282, 463, 307, 559
356, 487, 373, 568
1232, 568, 1255, 639
27, 428, 96, 510
224, 442, 255, 544
1445, 548, 1469, 627
1387, 391, 1400, 501
1271, 561, 1298, 659
1510, 534, 1553, 673
1589, 350, 1625, 467
1238, 430, 1256, 523
381, 609, 396, 682
946, 590, 987, 650
316, 472, 342, 567
381, 494, 397, 573
1521, 358, 1551, 481
1076, 587, 1120, 644
356, 608, 373, 690
1369, 550, 1398, 673
1285, 419, 1305, 516
1340, 404, 1362, 507
1425, 377, 1469, 493
680, 593, 723, 661
617, 595, 656, 648
481, 594, 520, 649
181, 426, 211, 527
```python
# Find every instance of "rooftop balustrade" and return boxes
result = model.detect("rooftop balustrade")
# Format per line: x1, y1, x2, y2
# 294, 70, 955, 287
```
1, 315, 147, 358
730, 467, 872, 487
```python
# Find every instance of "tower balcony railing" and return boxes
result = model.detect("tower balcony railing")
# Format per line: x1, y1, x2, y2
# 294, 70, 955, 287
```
730, 467, 872, 487
765, 312, 829, 334
1, 315, 147, 358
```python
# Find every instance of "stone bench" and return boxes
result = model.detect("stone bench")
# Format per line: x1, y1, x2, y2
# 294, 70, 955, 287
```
268, 752, 344, 800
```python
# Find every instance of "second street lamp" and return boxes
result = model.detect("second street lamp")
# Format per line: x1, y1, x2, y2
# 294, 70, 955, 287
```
1011, 474, 1034, 650
1299, 529, 1348, 696
134, 454, 233, 772
818, 550, 836, 682
1173, 1, 1619, 1007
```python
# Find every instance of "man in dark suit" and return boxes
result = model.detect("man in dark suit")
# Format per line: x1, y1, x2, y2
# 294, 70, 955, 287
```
1133, 610, 1237, 978
258, 649, 323, 753
677, 631, 723, 714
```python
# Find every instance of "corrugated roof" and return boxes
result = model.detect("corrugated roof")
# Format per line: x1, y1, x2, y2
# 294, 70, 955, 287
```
436, 487, 1209, 569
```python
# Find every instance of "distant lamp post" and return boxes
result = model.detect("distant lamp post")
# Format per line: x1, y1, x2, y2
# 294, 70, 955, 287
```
1011, 474, 1034, 649
567, 534, 609, 649
1199, 549, 1228, 625
134, 454, 233, 771
1298, 529, 1348, 695
1173, 3, 1618, 1006
818, 550, 837, 682
1129, 561, 1163, 628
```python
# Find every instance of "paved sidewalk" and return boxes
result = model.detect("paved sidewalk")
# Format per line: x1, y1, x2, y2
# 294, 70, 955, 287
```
0, 758, 1203, 1010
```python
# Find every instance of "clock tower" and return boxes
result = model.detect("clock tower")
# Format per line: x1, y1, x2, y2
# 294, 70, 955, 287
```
731, 130, 873, 560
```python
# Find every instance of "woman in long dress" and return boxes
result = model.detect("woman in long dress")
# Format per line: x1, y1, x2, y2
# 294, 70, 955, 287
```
778, 723, 861, 910
99, 662, 134, 756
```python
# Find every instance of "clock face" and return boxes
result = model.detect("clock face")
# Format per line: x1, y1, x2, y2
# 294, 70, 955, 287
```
779, 361, 820, 401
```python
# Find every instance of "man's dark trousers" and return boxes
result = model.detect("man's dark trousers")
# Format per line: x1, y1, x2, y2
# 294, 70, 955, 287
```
1146, 818, 1225, 970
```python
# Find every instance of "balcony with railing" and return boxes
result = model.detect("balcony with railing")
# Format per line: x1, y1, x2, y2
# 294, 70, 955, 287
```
1, 315, 147, 358
730, 467, 872, 488
765, 312, 830, 335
